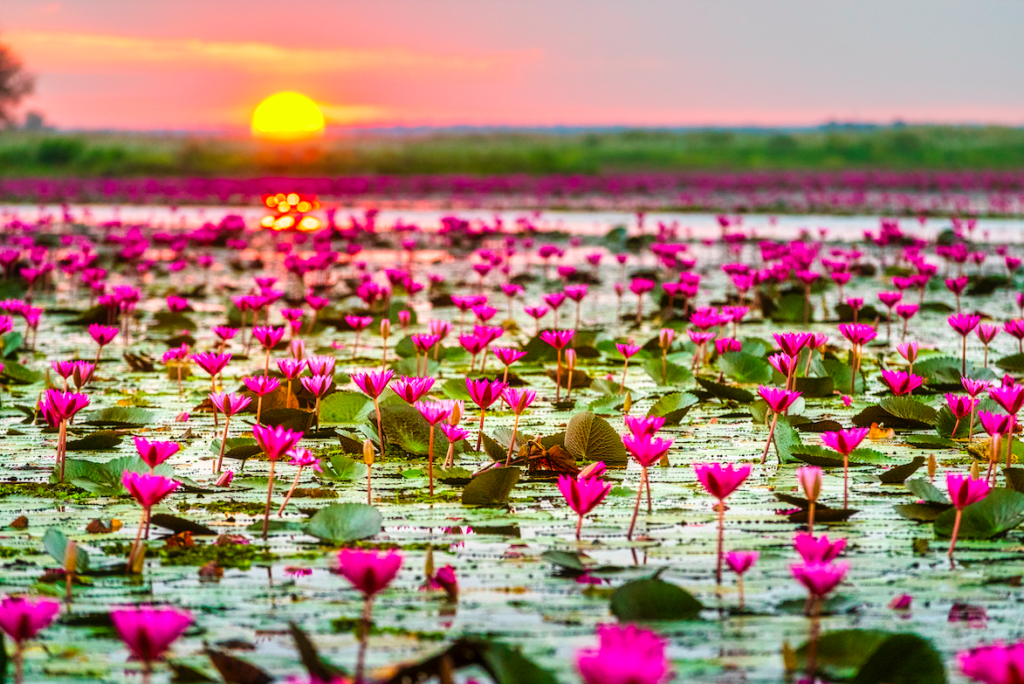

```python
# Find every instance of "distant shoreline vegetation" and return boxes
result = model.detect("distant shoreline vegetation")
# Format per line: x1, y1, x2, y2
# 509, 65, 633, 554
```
4, 125, 1024, 177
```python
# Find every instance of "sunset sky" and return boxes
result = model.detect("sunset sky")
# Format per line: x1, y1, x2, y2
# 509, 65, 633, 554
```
4, 0, 1024, 131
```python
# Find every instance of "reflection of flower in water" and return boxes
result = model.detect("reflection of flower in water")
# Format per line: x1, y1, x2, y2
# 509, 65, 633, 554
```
285, 567, 312, 577
949, 603, 988, 628
576, 574, 607, 586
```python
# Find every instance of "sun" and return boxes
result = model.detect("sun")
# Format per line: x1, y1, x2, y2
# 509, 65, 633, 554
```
251, 92, 325, 141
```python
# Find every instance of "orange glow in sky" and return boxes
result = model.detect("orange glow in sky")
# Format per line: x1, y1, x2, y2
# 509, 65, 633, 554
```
3, 0, 1024, 130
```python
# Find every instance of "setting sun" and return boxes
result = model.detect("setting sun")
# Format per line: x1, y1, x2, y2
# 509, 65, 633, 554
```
251, 91, 325, 141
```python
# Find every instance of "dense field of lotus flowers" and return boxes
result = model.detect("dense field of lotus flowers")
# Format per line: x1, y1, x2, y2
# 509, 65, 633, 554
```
1, 202, 1024, 683
7, 170, 1024, 216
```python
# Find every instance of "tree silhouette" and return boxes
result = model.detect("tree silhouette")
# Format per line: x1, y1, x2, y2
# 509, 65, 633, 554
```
0, 41, 34, 126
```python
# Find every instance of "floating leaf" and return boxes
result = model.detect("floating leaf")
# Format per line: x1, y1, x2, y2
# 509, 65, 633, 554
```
57, 456, 173, 496
879, 396, 937, 427
610, 576, 702, 621
65, 431, 123, 452
772, 415, 802, 464
84, 407, 154, 428
796, 629, 946, 684
258, 408, 314, 432
2, 362, 42, 385
695, 377, 754, 403
996, 353, 1024, 372
318, 454, 368, 482
794, 376, 834, 398
717, 352, 771, 384
440, 378, 472, 401
641, 357, 693, 387
541, 549, 587, 571
150, 514, 217, 536
905, 434, 957, 449
564, 412, 627, 466
302, 503, 382, 543
380, 403, 449, 456
934, 487, 1024, 539
205, 648, 273, 684
462, 467, 520, 506
318, 391, 373, 424
646, 392, 699, 425
905, 478, 949, 504
878, 457, 925, 484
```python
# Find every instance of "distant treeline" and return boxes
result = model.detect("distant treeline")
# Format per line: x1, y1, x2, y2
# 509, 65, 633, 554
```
3, 126, 1024, 176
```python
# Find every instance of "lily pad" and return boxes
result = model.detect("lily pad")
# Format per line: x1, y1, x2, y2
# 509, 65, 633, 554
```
646, 392, 699, 425
462, 467, 521, 506
609, 576, 703, 621
564, 412, 627, 466
934, 487, 1024, 539
302, 503, 382, 543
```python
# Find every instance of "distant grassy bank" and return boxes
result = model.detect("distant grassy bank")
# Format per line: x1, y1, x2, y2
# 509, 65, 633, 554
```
2, 125, 1024, 177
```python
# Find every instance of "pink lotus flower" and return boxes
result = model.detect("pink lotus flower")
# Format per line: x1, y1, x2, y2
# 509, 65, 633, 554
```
88, 323, 118, 347
133, 436, 180, 471
773, 332, 812, 357
947, 472, 990, 561
715, 337, 742, 354
300, 373, 333, 398
794, 533, 847, 563
0, 595, 60, 643
757, 386, 801, 463
696, 462, 752, 584
791, 562, 848, 602
493, 346, 527, 367
393, 376, 435, 404
958, 641, 1024, 684
880, 369, 925, 396
540, 329, 574, 350
624, 415, 665, 437
353, 368, 394, 455
989, 384, 1024, 416
576, 624, 669, 684
305, 355, 335, 376
1005, 320, 1024, 353
252, 424, 303, 462
695, 462, 750, 501
950, 313, 982, 375
191, 351, 230, 379
946, 393, 977, 436
209, 392, 251, 417
352, 368, 393, 398
39, 388, 89, 422
277, 357, 306, 380
252, 325, 285, 349
336, 548, 402, 598
838, 322, 877, 346
896, 341, 919, 365
502, 387, 536, 414
559, 468, 612, 539
122, 471, 180, 508
624, 434, 673, 468
243, 375, 280, 396
111, 606, 192, 667
726, 550, 758, 575
467, 377, 507, 451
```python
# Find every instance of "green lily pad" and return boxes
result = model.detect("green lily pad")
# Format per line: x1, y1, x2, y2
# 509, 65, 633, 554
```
646, 392, 699, 425
934, 487, 1024, 539
462, 467, 520, 506
609, 576, 703, 621
564, 412, 627, 466
302, 503, 382, 543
